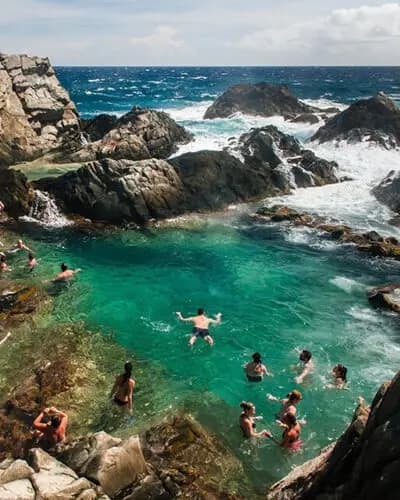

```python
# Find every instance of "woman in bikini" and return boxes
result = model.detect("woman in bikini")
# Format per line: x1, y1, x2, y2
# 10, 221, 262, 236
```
111, 361, 135, 413
239, 401, 271, 439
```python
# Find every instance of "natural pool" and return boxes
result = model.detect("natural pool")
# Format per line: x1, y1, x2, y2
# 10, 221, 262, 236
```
4, 210, 400, 492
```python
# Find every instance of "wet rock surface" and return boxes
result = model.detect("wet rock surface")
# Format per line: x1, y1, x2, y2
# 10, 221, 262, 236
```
312, 92, 400, 147
204, 83, 316, 119
367, 283, 400, 313
372, 170, 400, 214
0, 169, 35, 217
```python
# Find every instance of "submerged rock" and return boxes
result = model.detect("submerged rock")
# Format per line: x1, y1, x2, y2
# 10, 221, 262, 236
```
0, 53, 82, 166
312, 92, 400, 147
267, 369, 400, 500
69, 107, 193, 163
204, 83, 316, 119
372, 170, 400, 214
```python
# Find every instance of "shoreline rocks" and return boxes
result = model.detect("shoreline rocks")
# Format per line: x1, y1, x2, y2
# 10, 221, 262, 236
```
372, 170, 400, 214
312, 92, 400, 147
204, 82, 317, 119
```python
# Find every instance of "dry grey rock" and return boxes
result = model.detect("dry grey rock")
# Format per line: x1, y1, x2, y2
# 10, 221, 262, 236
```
0, 459, 34, 485
0, 53, 82, 166
0, 478, 35, 500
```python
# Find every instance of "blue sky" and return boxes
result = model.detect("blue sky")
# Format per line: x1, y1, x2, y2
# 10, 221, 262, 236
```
1, 1, 399, 65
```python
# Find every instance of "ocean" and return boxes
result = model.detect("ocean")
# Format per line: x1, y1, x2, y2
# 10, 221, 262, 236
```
12, 67, 400, 493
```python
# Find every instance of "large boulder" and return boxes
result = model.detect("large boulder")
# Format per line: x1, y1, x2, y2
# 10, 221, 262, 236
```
312, 92, 400, 147
81, 114, 118, 142
70, 107, 192, 163
0, 169, 34, 217
367, 283, 400, 313
0, 53, 82, 166
235, 126, 338, 189
267, 369, 400, 500
372, 170, 400, 214
204, 83, 316, 119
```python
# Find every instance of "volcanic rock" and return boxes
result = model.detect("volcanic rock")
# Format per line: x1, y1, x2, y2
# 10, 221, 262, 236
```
204, 83, 316, 119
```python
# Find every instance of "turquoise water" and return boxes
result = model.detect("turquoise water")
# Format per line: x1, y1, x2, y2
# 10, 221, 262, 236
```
7, 213, 400, 489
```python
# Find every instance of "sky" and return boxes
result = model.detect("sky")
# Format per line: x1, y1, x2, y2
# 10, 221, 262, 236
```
1, 1, 399, 65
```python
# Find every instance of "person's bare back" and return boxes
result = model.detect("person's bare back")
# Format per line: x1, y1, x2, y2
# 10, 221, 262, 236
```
176, 308, 222, 346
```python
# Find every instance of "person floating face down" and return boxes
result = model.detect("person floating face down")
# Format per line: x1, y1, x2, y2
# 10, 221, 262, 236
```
176, 308, 222, 346
244, 352, 272, 381
33, 407, 68, 451
111, 361, 135, 413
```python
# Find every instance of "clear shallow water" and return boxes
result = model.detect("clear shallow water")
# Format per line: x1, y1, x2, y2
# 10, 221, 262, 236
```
8, 66, 400, 491
7, 215, 400, 489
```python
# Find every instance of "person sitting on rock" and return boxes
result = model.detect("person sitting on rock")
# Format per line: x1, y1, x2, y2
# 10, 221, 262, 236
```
327, 364, 348, 389
0, 255, 10, 272
33, 407, 68, 450
239, 401, 271, 439
53, 263, 81, 281
267, 389, 305, 423
110, 361, 135, 413
244, 352, 272, 381
176, 308, 222, 346
295, 349, 314, 384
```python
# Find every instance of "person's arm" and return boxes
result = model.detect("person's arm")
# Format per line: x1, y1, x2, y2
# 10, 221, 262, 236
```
33, 411, 48, 432
176, 312, 193, 322
209, 312, 222, 325
262, 364, 272, 376
266, 393, 280, 402
127, 380, 135, 412
295, 364, 311, 384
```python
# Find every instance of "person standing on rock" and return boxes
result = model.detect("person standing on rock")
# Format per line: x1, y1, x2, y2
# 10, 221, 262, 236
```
33, 407, 68, 450
176, 308, 222, 346
110, 361, 135, 413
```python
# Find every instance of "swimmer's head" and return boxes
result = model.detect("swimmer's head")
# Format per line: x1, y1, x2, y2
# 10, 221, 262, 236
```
287, 390, 302, 402
124, 361, 133, 375
240, 401, 255, 415
28, 253, 34, 261
284, 412, 297, 428
252, 352, 262, 364
61, 263, 68, 272
299, 350, 312, 363
198, 308, 205, 315
333, 364, 347, 382
17, 239, 23, 247
50, 414, 61, 428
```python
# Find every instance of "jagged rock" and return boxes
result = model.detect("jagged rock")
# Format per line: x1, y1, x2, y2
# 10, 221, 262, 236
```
0, 478, 35, 499
204, 83, 316, 119
0, 459, 34, 484
372, 170, 400, 214
0, 53, 82, 166
81, 114, 118, 142
122, 474, 170, 500
289, 113, 319, 124
312, 92, 400, 147
70, 107, 192, 163
367, 283, 400, 313
236, 126, 338, 189
0, 169, 34, 217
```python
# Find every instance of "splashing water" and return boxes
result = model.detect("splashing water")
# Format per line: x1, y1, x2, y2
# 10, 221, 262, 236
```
23, 190, 72, 228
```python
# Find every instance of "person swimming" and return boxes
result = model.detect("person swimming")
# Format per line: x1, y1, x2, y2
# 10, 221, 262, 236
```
33, 406, 68, 451
244, 352, 272, 381
110, 361, 135, 413
0, 254, 10, 272
239, 401, 271, 439
295, 349, 314, 384
9, 239, 32, 253
52, 263, 81, 281
279, 412, 302, 451
28, 253, 38, 271
327, 364, 348, 389
267, 390, 303, 423
176, 308, 222, 346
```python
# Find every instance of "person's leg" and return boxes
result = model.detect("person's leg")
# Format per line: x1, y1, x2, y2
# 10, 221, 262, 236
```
189, 335, 197, 346
204, 335, 214, 346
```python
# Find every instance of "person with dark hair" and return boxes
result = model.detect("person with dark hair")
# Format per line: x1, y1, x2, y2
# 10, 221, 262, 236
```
279, 412, 302, 451
53, 263, 81, 281
328, 364, 348, 389
0, 254, 10, 272
111, 361, 135, 412
33, 407, 68, 450
267, 389, 304, 423
239, 401, 271, 439
28, 253, 38, 271
295, 349, 314, 384
244, 352, 272, 381
176, 308, 222, 346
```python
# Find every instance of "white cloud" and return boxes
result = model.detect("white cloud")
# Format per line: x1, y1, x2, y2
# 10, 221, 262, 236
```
229, 3, 400, 64
130, 26, 184, 50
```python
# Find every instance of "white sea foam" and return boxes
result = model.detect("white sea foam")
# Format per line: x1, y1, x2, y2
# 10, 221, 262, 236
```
330, 276, 364, 293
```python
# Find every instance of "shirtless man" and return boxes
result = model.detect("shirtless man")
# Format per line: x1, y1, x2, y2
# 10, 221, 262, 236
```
53, 263, 81, 281
176, 308, 222, 346
12, 239, 32, 252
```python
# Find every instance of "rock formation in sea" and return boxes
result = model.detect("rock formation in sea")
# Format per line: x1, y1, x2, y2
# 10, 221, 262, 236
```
0, 169, 34, 217
266, 368, 400, 500
69, 107, 193, 163
312, 92, 400, 147
0, 53, 82, 166
367, 283, 400, 313
203, 82, 317, 120
372, 170, 400, 214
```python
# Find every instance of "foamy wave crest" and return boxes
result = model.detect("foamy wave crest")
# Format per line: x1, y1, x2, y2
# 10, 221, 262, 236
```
330, 276, 364, 293
301, 98, 348, 112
